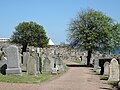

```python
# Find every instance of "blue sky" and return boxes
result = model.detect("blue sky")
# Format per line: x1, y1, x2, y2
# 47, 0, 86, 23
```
0, 0, 120, 44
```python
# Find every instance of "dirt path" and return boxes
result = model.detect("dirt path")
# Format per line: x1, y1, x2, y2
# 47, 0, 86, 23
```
0, 63, 115, 90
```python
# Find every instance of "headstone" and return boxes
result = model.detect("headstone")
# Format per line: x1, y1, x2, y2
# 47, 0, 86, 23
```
27, 56, 37, 76
6, 45, 21, 76
103, 61, 110, 76
43, 57, 51, 73
56, 56, 64, 71
93, 58, 101, 74
34, 53, 40, 74
22, 52, 30, 71
51, 68, 57, 74
108, 58, 119, 81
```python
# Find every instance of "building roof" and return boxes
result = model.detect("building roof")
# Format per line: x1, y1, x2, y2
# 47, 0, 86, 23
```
0, 38, 10, 42
48, 39, 55, 45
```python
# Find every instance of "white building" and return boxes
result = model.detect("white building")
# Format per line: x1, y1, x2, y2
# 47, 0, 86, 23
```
0, 38, 10, 42
48, 39, 55, 45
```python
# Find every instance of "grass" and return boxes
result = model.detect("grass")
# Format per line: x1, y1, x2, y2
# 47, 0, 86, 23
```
0, 65, 69, 84
0, 72, 53, 84
100, 75, 108, 80
95, 72, 101, 75
108, 81, 118, 88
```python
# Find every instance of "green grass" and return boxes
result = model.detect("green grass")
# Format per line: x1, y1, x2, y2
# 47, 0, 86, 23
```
100, 75, 108, 80
0, 72, 53, 84
108, 81, 118, 88
95, 72, 100, 75
0, 66, 69, 84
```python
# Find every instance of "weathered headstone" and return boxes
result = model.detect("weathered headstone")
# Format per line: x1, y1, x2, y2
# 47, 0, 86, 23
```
27, 56, 37, 76
43, 57, 51, 73
103, 61, 110, 76
22, 52, 30, 71
56, 56, 64, 71
6, 45, 21, 76
94, 58, 99, 71
34, 53, 40, 74
108, 58, 119, 81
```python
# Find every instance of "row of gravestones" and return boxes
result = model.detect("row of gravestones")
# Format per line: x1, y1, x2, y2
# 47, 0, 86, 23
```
94, 58, 119, 81
40, 48, 64, 74
35, 46, 83, 62
22, 51, 64, 75
104, 58, 119, 81
0, 45, 65, 76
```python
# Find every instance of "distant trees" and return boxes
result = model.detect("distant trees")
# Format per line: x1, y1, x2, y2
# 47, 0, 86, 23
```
67, 8, 120, 66
11, 21, 49, 53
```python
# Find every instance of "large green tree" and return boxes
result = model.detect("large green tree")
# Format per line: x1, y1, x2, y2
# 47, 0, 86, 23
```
11, 21, 49, 53
67, 9, 115, 66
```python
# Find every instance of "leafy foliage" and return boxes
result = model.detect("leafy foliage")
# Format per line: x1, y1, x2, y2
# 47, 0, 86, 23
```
11, 21, 49, 52
67, 8, 120, 66
68, 8, 114, 52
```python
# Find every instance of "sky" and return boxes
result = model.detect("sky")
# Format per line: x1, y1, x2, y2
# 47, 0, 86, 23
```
0, 0, 120, 45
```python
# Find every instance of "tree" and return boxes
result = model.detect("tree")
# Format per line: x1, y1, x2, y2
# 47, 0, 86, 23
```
11, 21, 49, 53
67, 8, 114, 66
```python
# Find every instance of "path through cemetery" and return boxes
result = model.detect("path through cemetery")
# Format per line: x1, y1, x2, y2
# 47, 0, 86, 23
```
0, 62, 115, 90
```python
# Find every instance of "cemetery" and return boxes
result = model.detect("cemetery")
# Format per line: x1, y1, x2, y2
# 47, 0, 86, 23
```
0, 36, 120, 89
1, 1, 120, 89
0, 42, 120, 87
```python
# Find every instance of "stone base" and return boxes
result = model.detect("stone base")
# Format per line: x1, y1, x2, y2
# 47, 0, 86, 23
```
108, 77, 119, 81
21, 65, 27, 72
6, 68, 22, 76
51, 68, 57, 75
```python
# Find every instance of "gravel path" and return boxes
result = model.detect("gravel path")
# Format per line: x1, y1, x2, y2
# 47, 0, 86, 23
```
0, 63, 115, 90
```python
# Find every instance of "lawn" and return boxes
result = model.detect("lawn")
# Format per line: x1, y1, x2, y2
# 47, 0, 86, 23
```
0, 73, 53, 84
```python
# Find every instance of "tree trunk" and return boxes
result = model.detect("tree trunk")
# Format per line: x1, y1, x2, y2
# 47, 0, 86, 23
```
87, 50, 92, 66
22, 43, 28, 54
21, 43, 28, 64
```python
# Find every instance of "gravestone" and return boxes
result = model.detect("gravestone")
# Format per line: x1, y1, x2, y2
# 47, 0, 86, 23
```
6, 45, 21, 76
27, 56, 37, 76
56, 56, 64, 71
22, 52, 30, 71
43, 57, 51, 73
108, 58, 119, 81
51, 68, 57, 74
103, 61, 110, 76
94, 58, 101, 73
34, 53, 40, 74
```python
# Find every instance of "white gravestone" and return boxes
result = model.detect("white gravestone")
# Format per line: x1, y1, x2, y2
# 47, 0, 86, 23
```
103, 61, 110, 76
6, 45, 21, 76
108, 58, 119, 81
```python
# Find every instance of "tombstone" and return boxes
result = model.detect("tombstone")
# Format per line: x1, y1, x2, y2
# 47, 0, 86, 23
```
81, 53, 87, 65
51, 68, 57, 74
27, 56, 37, 76
43, 57, 51, 73
103, 61, 110, 76
108, 58, 119, 81
34, 53, 40, 74
94, 58, 101, 73
56, 56, 64, 71
22, 52, 30, 71
6, 45, 21, 76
